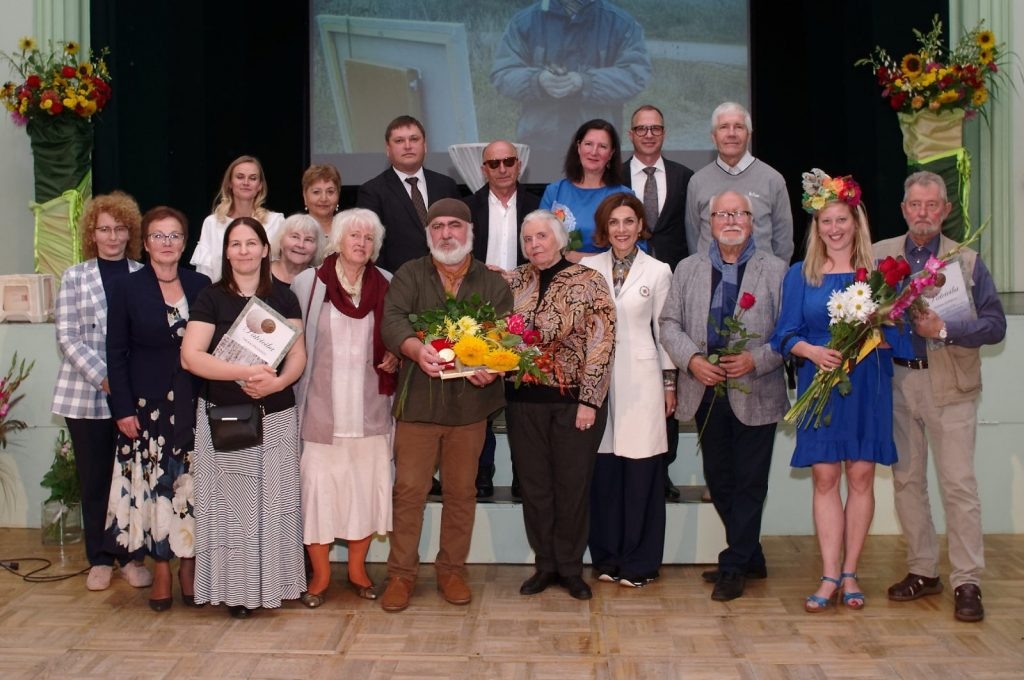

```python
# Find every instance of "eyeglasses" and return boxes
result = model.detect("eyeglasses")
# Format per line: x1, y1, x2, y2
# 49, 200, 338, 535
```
95, 225, 129, 236
483, 156, 517, 169
146, 232, 185, 243
631, 125, 665, 137
710, 210, 753, 222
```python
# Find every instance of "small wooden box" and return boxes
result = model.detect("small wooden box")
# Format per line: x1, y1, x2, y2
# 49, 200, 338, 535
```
0, 274, 56, 323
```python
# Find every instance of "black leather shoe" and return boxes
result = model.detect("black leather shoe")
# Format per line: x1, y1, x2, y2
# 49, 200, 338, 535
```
476, 464, 495, 499
520, 570, 559, 595
228, 605, 252, 619
953, 583, 984, 622
701, 565, 768, 583
429, 476, 442, 496
711, 572, 746, 601
560, 575, 592, 600
148, 597, 172, 612
510, 475, 521, 499
664, 482, 681, 501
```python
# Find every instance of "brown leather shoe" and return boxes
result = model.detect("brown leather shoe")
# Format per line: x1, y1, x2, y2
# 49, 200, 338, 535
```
887, 573, 943, 601
436, 572, 472, 605
953, 583, 984, 622
380, 576, 414, 612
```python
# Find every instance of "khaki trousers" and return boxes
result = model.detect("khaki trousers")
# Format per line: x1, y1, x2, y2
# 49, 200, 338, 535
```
891, 365, 984, 588
386, 420, 485, 580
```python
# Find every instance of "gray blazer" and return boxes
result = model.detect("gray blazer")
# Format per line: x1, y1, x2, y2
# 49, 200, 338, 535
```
658, 249, 789, 426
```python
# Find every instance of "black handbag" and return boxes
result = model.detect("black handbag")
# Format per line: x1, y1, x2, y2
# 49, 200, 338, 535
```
207, 402, 263, 451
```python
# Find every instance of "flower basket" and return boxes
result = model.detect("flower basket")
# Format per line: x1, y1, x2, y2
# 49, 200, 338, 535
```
41, 500, 83, 545
896, 108, 964, 162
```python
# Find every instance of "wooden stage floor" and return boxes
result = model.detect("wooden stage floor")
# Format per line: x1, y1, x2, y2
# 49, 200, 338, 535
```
1, 529, 1022, 679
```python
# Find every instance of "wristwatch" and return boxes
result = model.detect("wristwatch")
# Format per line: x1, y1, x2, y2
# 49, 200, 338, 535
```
938, 324, 948, 341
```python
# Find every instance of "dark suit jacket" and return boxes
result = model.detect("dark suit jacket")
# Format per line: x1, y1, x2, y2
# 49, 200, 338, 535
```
106, 265, 211, 420
464, 184, 541, 267
624, 156, 693, 270
356, 166, 460, 273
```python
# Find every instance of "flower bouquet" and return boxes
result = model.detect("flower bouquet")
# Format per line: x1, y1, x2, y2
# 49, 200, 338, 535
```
409, 293, 547, 385
855, 15, 1004, 118
0, 352, 35, 449
785, 226, 986, 429
40, 429, 83, 545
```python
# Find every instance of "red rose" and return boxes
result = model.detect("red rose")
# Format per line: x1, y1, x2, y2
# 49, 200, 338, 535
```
855, 267, 869, 283
738, 292, 756, 310
877, 256, 896, 274
61, 65, 76, 78
896, 258, 911, 278
522, 330, 541, 345
883, 269, 902, 288
26, 74, 41, 88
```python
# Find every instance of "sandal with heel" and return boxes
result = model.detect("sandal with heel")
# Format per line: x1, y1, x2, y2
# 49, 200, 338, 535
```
804, 575, 840, 613
841, 572, 865, 610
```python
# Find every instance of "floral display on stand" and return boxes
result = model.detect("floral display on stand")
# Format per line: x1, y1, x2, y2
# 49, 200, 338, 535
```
0, 353, 35, 449
2, 37, 112, 276
40, 429, 83, 545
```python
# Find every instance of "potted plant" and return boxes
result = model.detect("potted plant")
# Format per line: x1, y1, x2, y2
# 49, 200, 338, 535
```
40, 429, 83, 545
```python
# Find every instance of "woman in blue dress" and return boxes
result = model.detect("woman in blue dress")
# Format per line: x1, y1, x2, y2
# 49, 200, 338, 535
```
541, 119, 634, 263
770, 171, 897, 612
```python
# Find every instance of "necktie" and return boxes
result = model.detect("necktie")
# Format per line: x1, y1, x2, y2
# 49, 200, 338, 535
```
642, 166, 660, 231
406, 177, 428, 227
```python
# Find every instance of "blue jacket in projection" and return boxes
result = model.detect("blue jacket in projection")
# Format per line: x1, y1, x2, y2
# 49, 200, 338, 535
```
490, 0, 652, 149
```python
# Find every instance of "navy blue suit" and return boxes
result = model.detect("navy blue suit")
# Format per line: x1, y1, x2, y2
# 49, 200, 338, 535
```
106, 265, 210, 422
356, 167, 460, 273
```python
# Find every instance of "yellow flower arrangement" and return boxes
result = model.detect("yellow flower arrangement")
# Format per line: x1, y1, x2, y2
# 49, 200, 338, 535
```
1, 37, 111, 126
484, 349, 521, 372
453, 336, 489, 366
856, 15, 1009, 118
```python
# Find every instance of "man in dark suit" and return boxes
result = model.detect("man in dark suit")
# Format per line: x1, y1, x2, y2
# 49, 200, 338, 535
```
624, 104, 693, 500
356, 115, 461, 273
463, 140, 541, 498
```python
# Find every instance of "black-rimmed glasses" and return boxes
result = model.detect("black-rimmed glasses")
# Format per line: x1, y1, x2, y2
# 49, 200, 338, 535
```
631, 125, 664, 137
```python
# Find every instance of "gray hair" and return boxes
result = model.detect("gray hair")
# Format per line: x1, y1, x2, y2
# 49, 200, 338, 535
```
710, 101, 753, 134
519, 209, 569, 256
272, 213, 326, 266
330, 208, 386, 262
903, 171, 948, 202
708, 191, 753, 215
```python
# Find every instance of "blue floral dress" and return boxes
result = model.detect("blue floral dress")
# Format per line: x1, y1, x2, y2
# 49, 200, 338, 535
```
104, 302, 195, 560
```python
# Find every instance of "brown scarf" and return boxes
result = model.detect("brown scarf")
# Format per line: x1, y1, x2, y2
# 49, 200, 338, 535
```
316, 253, 397, 395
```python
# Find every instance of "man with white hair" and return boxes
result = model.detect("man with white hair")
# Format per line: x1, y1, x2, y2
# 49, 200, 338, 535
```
685, 102, 793, 262
379, 198, 514, 613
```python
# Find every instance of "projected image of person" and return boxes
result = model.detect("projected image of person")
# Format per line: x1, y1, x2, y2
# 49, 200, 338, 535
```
540, 119, 634, 263
490, 0, 652, 150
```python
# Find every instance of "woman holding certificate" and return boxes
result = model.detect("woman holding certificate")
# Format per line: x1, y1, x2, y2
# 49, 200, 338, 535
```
181, 216, 307, 619
104, 206, 210, 611
292, 208, 399, 606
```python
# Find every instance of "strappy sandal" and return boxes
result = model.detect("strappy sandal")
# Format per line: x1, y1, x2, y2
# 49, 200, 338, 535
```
804, 575, 840, 613
841, 572, 865, 610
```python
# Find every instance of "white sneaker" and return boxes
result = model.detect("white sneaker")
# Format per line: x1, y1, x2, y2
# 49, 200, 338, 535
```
86, 565, 113, 591
118, 561, 153, 588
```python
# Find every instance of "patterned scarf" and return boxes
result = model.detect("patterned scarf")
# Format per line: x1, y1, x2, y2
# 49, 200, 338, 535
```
707, 238, 755, 349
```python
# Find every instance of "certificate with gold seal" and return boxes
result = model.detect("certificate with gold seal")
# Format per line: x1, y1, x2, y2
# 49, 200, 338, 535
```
212, 296, 300, 373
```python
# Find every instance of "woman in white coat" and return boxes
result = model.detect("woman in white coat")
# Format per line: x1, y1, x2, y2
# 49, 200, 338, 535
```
582, 192, 675, 587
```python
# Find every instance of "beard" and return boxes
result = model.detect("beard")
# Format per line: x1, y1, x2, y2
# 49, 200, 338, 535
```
429, 234, 474, 265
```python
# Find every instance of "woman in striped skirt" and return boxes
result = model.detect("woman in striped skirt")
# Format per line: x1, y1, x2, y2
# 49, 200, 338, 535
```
181, 217, 307, 618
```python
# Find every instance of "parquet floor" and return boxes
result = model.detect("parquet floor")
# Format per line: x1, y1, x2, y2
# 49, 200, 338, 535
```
1, 529, 1022, 679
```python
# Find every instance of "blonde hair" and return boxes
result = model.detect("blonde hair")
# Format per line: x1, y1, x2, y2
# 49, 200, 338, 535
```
802, 201, 874, 287
212, 155, 270, 222
271, 213, 326, 267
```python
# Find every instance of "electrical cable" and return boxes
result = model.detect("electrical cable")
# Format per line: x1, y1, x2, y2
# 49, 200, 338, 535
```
0, 557, 88, 582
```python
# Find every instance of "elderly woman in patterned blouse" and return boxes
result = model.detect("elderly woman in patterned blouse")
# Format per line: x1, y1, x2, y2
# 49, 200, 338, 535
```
504, 209, 616, 602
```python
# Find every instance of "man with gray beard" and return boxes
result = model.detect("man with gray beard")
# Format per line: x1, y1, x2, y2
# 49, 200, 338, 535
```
379, 198, 514, 612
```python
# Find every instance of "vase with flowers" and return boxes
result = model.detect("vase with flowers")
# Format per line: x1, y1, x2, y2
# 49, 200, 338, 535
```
39, 429, 83, 545
2, 37, 112, 276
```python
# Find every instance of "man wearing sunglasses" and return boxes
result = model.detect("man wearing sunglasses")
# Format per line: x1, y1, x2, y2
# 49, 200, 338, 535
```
624, 104, 694, 501
464, 140, 541, 499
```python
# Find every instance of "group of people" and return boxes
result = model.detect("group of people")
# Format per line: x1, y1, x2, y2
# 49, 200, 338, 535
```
52, 100, 1005, 624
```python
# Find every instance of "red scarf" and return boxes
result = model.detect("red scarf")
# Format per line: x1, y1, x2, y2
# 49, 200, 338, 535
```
315, 253, 397, 395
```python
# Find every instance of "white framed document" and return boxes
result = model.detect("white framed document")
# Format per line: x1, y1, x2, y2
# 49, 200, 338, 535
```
212, 297, 300, 373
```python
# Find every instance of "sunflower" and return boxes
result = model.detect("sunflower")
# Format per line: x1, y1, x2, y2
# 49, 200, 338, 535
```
978, 48, 994, 65
972, 87, 988, 107
64, 41, 80, 55
900, 53, 923, 77
484, 348, 520, 372
976, 30, 995, 49
453, 336, 488, 367
17, 36, 37, 51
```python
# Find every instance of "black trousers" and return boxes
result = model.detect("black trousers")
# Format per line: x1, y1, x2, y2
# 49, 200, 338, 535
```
664, 415, 679, 476
695, 399, 776, 573
506, 400, 606, 577
588, 453, 666, 580
64, 417, 133, 566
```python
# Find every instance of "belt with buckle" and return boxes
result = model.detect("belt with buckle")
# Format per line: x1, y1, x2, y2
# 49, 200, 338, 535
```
893, 357, 928, 370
